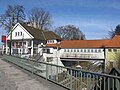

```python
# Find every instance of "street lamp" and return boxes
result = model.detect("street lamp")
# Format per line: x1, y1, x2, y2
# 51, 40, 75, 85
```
9, 13, 14, 55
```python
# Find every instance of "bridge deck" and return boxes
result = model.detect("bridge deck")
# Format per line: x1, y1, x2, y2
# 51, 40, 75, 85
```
0, 57, 68, 90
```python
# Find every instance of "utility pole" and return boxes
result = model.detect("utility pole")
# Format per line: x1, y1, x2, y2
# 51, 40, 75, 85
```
9, 13, 14, 55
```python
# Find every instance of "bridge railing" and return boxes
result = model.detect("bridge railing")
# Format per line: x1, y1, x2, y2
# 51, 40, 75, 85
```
3, 55, 120, 90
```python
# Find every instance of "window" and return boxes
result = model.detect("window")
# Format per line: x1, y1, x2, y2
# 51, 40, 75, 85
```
95, 49, 97, 52
15, 32, 17, 36
23, 42, 26, 45
84, 49, 86, 52
113, 49, 117, 52
108, 49, 112, 52
77, 49, 79, 52
74, 49, 76, 52
81, 49, 83, 52
19, 42, 22, 46
42, 49, 50, 53
88, 49, 90, 52
16, 42, 18, 45
18, 32, 19, 36
64, 49, 66, 52
98, 49, 101, 52
91, 49, 93, 52
21, 32, 22, 36
67, 49, 69, 52
42, 49, 47, 53
71, 49, 73, 52
47, 49, 50, 53
12, 42, 14, 46
50, 40, 54, 43
15, 32, 23, 36
47, 57, 53, 62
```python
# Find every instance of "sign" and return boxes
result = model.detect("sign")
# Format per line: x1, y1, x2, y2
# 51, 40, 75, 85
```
1, 35, 6, 42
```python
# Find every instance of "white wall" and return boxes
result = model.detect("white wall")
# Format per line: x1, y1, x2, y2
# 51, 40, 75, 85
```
7, 24, 33, 40
42, 48, 64, 66
6, 23, 34, 55
42, 47, 105, 67
60, 48, 105, 59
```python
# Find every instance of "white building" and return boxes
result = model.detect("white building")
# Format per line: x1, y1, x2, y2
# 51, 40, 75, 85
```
45, 40, 106, 70
6, 23, 64, 66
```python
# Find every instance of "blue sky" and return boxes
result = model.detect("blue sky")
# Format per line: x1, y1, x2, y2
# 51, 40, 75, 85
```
0, 0, 120, 40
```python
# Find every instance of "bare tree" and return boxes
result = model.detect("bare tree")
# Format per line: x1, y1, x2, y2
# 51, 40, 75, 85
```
108, 24, 120, 39
0, 5, 25, 32
28, 8, 51, 30
55, 25, 85, 40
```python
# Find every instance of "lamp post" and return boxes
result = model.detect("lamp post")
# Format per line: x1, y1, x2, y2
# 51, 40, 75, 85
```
9, 13, 14, 55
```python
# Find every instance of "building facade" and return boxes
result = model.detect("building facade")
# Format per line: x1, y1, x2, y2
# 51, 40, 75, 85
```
4, 23, 120, 72
46, 36, 120, 72
5, 23, 63, 66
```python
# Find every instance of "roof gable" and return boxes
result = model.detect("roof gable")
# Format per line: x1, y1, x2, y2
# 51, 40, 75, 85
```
7, 23, 34, 40
7, 23, 62, 41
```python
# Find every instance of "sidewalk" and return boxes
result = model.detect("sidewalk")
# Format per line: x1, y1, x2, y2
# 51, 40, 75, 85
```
0, 57, 68, 90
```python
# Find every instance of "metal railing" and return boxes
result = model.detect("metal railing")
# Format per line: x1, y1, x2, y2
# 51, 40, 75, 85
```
3, 55, 120, 90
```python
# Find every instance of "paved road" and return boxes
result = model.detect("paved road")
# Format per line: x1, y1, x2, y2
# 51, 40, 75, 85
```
0, 57, 68, 90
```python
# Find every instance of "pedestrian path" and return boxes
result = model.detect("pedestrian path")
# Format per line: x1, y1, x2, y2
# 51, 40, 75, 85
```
0, 57, 68, 90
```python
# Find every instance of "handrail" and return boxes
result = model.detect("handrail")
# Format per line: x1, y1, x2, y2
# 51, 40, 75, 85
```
4, 54, 120, 80
3, 55, 120, 90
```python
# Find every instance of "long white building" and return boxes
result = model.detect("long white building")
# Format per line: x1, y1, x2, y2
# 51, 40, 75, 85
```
45, 40, 106, 69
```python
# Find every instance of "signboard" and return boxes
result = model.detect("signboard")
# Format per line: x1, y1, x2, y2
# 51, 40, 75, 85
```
1, 35, 6, 42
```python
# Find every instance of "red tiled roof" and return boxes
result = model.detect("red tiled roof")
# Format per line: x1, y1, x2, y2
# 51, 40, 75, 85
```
60, 40, 110, 48
46, 35, 120, 48
46, 43, 60, 48
106, 35, 120, 48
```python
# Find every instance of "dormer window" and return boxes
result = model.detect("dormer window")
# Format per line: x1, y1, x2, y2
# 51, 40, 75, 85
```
47, 40, 55, 44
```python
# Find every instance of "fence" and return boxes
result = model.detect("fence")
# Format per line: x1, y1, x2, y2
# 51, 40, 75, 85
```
3, 55, 120, 90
